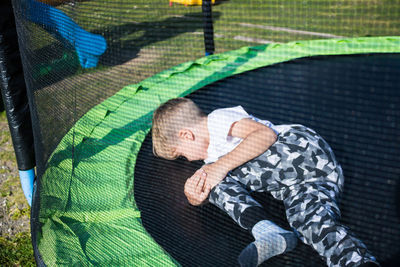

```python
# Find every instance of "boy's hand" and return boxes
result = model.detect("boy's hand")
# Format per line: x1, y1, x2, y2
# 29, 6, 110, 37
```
184, 169, 211, 206
201, 163, 228, 189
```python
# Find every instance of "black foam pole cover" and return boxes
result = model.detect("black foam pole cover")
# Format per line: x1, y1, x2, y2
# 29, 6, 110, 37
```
0, 0, 35, 171
202, 0, 215, 55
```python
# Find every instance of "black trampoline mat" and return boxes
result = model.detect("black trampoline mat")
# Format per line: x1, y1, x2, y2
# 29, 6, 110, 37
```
134, 54, 400, 267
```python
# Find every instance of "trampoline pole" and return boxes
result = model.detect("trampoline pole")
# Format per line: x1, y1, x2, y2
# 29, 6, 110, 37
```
1, 0, 36, 206
202, 0, 215, 56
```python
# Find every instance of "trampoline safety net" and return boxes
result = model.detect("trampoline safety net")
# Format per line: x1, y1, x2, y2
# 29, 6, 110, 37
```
8, 0, 400, 266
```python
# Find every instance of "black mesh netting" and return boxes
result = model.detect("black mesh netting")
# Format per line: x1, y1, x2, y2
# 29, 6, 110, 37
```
9, 0, 400, 266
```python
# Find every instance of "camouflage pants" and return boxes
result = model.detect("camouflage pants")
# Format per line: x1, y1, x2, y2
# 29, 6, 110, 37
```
209, 125, 376, 267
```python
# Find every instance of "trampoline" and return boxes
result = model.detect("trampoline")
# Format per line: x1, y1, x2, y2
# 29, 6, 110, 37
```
31, 37, 400, 266
2, 1, 400, 266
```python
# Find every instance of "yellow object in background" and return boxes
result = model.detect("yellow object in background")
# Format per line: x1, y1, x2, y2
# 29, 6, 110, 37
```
170, 0, 216, 6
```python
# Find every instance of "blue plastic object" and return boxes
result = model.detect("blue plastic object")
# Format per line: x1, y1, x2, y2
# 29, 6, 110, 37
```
19, 168, 35, 206
24, 0, 107, 68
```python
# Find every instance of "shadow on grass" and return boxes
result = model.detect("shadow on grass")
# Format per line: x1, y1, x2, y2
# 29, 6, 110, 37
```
98, 11, 221, 66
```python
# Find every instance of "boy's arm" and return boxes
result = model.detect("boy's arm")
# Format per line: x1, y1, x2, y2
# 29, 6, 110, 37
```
204, 118, 277, 188
184, 118, 277, 206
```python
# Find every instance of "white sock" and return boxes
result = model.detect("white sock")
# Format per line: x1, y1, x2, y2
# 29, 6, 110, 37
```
251, 220, 288, 239
238, 220, 297, 266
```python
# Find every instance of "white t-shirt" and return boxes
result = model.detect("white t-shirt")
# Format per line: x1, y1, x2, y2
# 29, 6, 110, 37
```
204, 106, 278, 164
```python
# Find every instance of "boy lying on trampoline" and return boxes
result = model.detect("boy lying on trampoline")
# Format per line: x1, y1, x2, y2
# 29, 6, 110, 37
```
151, 97, 378, 267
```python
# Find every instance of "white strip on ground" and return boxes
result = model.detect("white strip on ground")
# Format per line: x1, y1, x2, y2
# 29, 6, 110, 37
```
233, 35, 277, 44
191, 32, 224, 38
192, 32, 275, 44
239, 23, 345, 38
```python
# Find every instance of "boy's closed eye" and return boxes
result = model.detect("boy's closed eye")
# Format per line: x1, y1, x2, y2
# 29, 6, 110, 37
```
172, 149, 183, 160
174, 151, 187, 161
178, 155, 187, 161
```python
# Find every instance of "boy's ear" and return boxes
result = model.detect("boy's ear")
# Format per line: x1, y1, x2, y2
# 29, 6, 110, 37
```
178, 129, 195, 141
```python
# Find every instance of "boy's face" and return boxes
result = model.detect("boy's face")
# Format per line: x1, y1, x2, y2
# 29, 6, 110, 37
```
174, 130, 208, 161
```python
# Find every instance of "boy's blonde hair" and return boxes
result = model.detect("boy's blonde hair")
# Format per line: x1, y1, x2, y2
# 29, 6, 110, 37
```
152, 97, 205, 159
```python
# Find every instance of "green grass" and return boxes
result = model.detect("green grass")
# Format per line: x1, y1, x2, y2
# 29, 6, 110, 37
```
33, 0, 400, 73
0, 111, 34, 266
0, 112, 29, 219
0, 233, 35, 267
29, 0, 400, 118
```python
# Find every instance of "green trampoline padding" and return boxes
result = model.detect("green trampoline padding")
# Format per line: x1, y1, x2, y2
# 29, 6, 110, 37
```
38, 37, 400, 266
